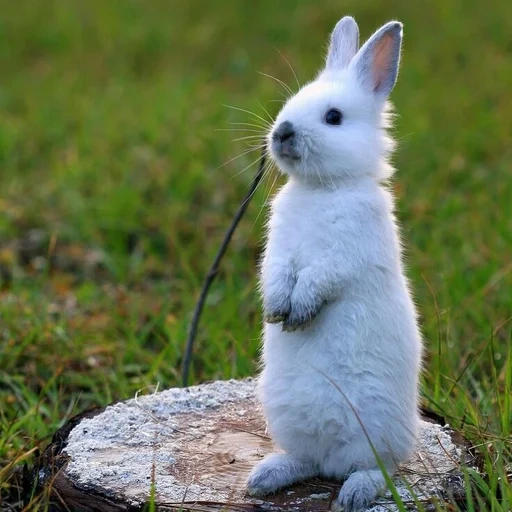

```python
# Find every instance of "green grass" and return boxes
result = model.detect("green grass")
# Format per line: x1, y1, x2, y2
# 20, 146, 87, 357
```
1, 0, 511, 509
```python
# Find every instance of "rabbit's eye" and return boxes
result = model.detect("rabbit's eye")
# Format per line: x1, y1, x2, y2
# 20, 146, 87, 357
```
325, 109, 343, 125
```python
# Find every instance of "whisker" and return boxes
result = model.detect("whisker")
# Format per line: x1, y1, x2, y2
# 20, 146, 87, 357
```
230, 153, 266, 179
241, 136, 267, 142
276, 48, 300, 91
241, 145, 267, 153
216, 128, 263, 133
231, 134, 266, 139
223, 104, 272, 130
253, 161, 280, 228
258, 160, 276, 204
216, 146, 261, 171
250, 160, 274, 200
258, 71, 293, 97
257, 101, 275, 125
232, 135, 266, 143
229, 122, 268, 130
395, 132, 416, 142
235, 156, 272, 212
245, 140, 267, 147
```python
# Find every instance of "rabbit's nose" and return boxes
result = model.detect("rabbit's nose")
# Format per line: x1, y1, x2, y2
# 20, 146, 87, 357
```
273, 121, 295, 143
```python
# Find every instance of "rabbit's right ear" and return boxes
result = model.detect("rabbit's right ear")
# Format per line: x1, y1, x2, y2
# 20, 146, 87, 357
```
350, 21, 403, 99
324, 16, 360, 71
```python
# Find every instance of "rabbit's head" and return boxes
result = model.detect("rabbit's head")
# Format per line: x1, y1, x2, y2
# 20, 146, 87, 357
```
269, 17, 402, 184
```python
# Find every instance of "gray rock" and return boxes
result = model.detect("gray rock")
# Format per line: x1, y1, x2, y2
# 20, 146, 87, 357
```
47, 379, 478, 511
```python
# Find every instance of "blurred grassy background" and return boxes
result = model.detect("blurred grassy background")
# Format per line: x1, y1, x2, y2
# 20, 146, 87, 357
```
1, 0, 511, 509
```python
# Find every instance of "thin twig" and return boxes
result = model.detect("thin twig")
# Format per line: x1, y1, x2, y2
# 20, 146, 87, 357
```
182, 147, 267, 386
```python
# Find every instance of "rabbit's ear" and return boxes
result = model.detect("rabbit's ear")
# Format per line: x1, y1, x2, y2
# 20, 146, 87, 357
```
325, 16, 359, 71
351, 21, 403, 98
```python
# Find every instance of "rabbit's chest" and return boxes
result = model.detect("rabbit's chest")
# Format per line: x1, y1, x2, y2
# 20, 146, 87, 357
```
270, 191, 348, 263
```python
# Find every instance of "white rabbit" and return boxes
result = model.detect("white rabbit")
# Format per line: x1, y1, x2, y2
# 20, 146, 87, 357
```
246, 17, 423, 512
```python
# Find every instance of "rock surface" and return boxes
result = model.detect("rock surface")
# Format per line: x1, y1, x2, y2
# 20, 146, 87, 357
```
39, 379, 478, 511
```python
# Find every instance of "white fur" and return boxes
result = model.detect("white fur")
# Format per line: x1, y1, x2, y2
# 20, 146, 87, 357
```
246, 18, 422, 512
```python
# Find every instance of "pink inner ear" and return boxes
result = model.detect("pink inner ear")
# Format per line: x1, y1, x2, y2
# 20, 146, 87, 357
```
372, 33, 393, 92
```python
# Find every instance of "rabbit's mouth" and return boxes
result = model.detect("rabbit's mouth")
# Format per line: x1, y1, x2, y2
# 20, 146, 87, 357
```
274, 140, 301, 161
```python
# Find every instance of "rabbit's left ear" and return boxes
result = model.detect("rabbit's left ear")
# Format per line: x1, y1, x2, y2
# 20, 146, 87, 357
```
350, 21, 403, 98
324, 16, 360, 71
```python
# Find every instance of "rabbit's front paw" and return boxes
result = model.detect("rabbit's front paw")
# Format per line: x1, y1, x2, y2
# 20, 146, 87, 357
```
263, 290, 290, 324
265, 311, 288, 324
264, 293, 291, 324
281, 299, 321, 332
263, 270, 296, 324
281, 272, 325, 332
262, 261, 296, 324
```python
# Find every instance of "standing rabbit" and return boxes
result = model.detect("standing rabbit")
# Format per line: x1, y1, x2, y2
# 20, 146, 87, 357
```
246, 16, 423, 512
